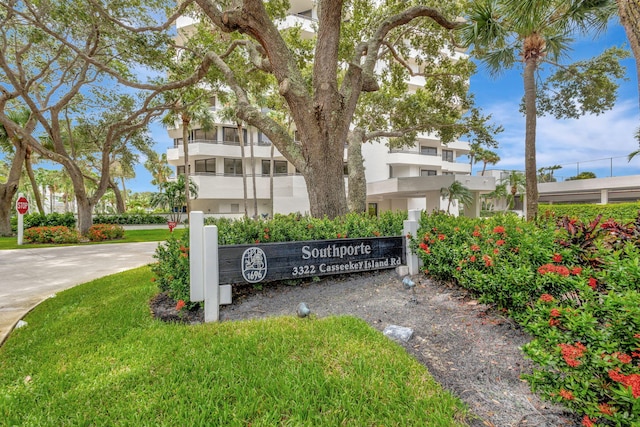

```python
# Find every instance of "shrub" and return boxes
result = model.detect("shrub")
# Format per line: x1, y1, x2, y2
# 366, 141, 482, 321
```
24, 226, 80, 244
12, 212, 76, 231
412, 211, 640, 425
93, 213, 167, 225
87, 224, 125, 241
151, 231, 192, 308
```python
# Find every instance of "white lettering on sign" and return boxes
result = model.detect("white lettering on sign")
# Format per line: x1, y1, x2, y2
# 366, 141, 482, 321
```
241, 247, 268, 283
290, 256, 401, 277
301, 242, 372, 260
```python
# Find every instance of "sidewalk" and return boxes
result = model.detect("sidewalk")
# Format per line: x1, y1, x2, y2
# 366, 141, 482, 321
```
0, 242, 159, 346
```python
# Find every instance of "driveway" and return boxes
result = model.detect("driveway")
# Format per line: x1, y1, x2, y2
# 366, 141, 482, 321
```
0, 242, 159, 346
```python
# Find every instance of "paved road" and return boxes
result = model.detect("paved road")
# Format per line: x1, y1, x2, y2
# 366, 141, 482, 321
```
0, 242, 159, 346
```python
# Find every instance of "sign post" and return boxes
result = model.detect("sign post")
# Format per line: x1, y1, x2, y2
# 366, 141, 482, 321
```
16, 194, 28, 245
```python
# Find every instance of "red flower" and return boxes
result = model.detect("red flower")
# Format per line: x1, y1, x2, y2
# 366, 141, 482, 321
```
538, 263, 570, 277
552, 253, 563, 263
493, 249, 499, 254
470, 244, 480, 251
482, 254, 493, 267
588, 277, 597, 290
176, 300, 186, 311
493, 225, 506, 234
438, 234, 446, 241
608, 368, 640, 398
582, 416, 596, 427
539, 294, 554, 303
472, 230, 482, 237
456, 266, 462, 271
634, 333, 640, 339
617, 353, 633, 364
571, 267, 582, 275
559, 342, 587, 367
559, 388, 574, 400
337, 233, 342, 238
470, 255, 477, 262
599, 403, 613, 416
549, 318, 560, 327
373, 231, 380, 237
550, 308, 561, 318
263, 234, 270, 240
150, 277, 156, 282
496, 239, 505, 246
419, 242, 430, 254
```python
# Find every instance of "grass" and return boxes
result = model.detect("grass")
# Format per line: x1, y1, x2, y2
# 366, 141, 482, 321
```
0, 266, 470, 426
0, 228, 177, 250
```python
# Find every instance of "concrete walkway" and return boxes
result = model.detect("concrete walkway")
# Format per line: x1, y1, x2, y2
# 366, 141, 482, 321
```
0, 242, 159, 346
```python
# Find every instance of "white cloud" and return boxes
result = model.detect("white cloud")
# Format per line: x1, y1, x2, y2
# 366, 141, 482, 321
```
487, 98, 639, 180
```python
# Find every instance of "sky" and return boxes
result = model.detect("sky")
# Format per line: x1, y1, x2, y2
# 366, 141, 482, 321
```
129, 19, 640, 193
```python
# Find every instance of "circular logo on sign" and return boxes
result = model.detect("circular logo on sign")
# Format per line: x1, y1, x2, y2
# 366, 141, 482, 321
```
241, 247, 268, 283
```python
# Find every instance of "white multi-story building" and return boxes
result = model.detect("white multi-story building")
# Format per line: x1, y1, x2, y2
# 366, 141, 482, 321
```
166, 2, 494, 218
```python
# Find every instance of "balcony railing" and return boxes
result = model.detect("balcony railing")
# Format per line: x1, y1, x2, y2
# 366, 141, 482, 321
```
172, 139, 272, 148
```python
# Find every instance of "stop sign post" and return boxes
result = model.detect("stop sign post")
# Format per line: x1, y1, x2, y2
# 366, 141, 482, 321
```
16, 194, 28, 245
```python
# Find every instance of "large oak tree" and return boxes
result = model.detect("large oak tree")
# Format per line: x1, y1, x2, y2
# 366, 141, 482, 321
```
191, 0, 470, 218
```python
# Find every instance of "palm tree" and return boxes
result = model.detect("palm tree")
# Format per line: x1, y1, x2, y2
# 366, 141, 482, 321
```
461, 0, 615, 221
475, 148, 500, 176
151, 175, 198, 224
144, 152, 173, 188
440, 180, 473, 214
500, 170, 526, 211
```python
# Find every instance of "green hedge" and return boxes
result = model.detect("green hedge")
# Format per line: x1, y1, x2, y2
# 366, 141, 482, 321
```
11, 212, 76, 231
539, 202, 640, 223
93, 213, 168, 225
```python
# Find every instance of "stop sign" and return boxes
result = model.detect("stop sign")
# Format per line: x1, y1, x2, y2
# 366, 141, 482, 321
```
16, 196, 29, 215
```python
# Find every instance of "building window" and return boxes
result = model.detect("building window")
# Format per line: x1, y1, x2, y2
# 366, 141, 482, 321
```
223, 127, 248, 144
442, 149, 454, 162
442, 171, 454, 176
195, 158, 216, 174
192, 128, 217, 142
421, 146, 438, 156
177, 165, 190, 175
421, 169, 437, 176
224, 158, 243, 176
258, 132, 272, 145
262, 160, 288, 175
174, 138, 183, 147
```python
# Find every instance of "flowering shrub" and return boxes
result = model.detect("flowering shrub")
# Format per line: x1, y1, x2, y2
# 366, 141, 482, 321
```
87, 224, 125, 241
151, 231, 192, 307
24, 226, 80, 244
413, 211, 640, 425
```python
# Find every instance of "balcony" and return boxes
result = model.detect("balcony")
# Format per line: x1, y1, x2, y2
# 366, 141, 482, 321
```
168, 140, 280, 164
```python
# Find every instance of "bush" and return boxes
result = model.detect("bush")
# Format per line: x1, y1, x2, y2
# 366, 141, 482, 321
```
24, 226, 80, 244
151, 231, 192, 307
87, 224, 125, 241
93, 213, 167, 225
12, 212, 76, 231
539, 202, 640, 224
412, 211, 640, 425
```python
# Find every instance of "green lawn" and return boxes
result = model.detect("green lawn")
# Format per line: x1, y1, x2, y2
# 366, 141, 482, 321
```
0, 228, 176, 250
0, 266, 471, 426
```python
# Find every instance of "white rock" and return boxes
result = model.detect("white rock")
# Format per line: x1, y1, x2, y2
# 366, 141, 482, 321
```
15, 320, 28, 329
383, 325, 414, 342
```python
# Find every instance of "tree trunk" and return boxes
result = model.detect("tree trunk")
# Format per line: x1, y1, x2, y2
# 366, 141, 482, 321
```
238, 122, 248, 217
249, 130, 258, 218
181, 116, 192, 216
481, 162, 487, 176
298, 127, 349, 219
347, 130, 366, 213
269, 143, 275, 217
523, 58, 539, 221
110, 180, 126, 213
25, 148, 45, 214
75, 195, 94, 236
618, 0, 640, 107
0, 143, 26, 236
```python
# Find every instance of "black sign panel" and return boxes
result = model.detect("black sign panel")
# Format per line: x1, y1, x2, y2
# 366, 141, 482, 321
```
218, 236, 405, 284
